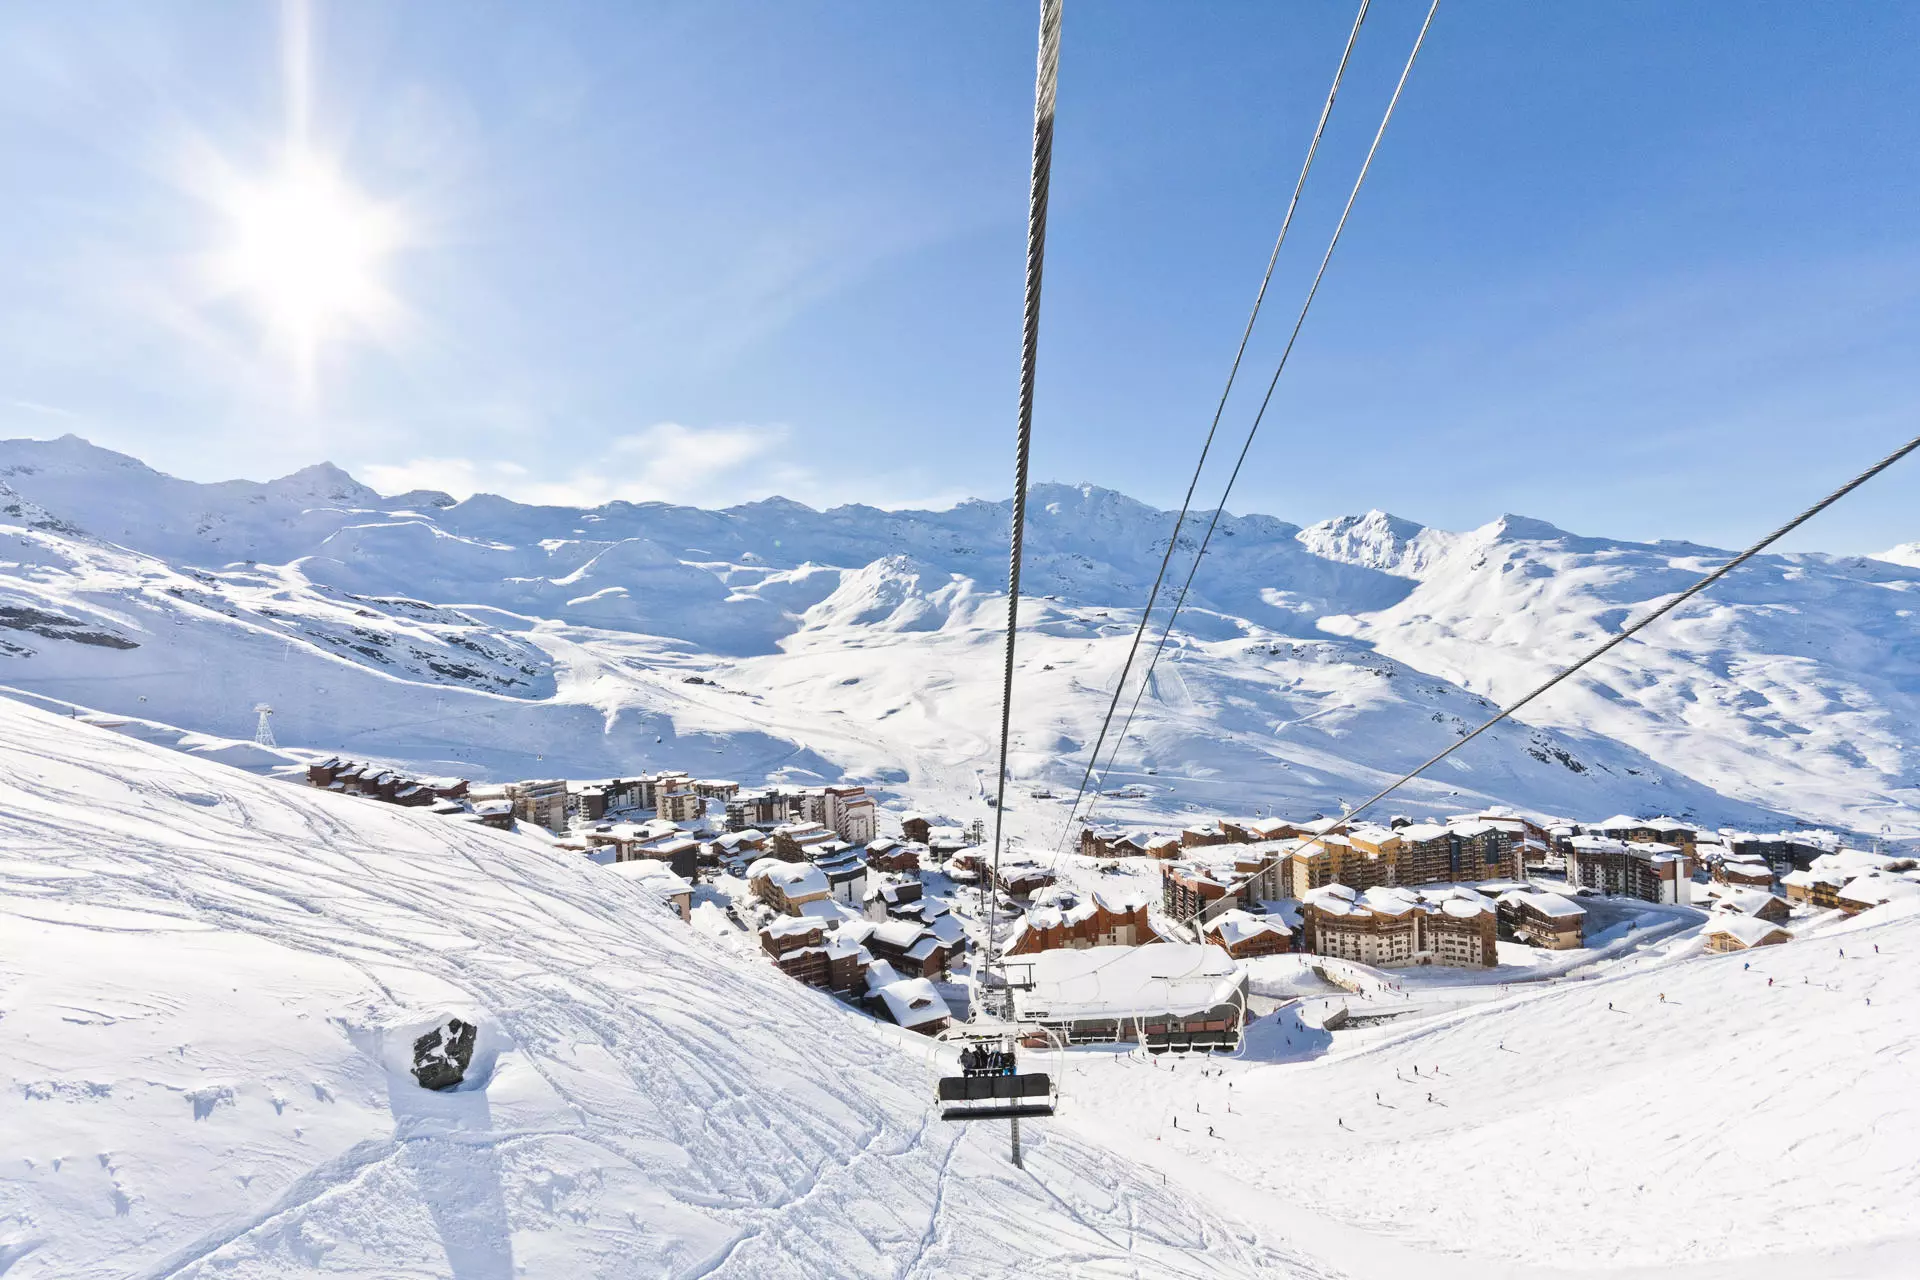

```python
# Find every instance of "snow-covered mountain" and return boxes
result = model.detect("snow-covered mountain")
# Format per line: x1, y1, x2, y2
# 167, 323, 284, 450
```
0, 433, 1916, 837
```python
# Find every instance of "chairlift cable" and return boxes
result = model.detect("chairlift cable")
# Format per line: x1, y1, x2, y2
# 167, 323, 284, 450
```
1067, 0, 1443, 844
1062, 0, 1440, 850
977, 0, 1064, 1029
1053, 0, 1374, 855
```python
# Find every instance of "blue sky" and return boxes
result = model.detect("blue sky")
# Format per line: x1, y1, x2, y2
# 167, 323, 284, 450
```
1, 1, 1916, 551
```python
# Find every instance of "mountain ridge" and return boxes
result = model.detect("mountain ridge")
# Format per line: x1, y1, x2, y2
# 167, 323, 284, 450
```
0, 433, 1914, 837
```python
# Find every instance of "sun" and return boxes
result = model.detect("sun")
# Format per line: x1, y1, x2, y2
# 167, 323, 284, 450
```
215, 152, 402, 389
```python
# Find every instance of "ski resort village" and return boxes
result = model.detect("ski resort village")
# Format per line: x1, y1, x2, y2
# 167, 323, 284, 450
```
289, 753, 1917, 1051
7, 1, 1920, 1276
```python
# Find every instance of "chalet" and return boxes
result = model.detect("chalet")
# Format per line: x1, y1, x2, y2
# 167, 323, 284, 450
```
1780, 868, 1847, 910
945, 849, 984, 881
1495, 890, 1586, 950
1008, 944, 1246, 1051
926, 827, 970, 858
1204, 909, 1293, 959
759, 917, 870, 992
1710, 887, 1792, 926
985, 860, 1056, 901
772, 821, 836, 861
1219, 816, 1299, 844
865, 837, 923, 874
853, 918, 954, 980
1181, 821, 1229, 848
1714, 857, 1776, 889
864, 877, 926, 921
712, 829, 768, 866
473, 799, 515, 830
748, 858, 832, 916
1005, 882, 1156, 955
899, 813, 932, 845
1704, 917, 1791, 953
1836, 871, 1920, 916
869, 976, 950, 1036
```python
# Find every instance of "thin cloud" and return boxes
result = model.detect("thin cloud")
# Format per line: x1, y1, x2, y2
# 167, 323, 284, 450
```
357, 421, 971, 512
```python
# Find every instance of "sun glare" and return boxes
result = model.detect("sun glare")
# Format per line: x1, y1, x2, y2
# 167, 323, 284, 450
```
217, 153, 401, 388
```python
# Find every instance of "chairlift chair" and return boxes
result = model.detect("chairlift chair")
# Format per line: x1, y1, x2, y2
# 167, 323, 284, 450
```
935, 1026, 1058, 1122
936, 1045, 1056, 1122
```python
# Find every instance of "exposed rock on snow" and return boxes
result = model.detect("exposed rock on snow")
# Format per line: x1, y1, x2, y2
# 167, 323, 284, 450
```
410, 1018, 478, 1091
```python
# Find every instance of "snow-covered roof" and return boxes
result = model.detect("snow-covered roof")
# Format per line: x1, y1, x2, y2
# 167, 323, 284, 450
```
1398, 822, 1450, 843
1711, 887, 1787, 917
1708, 916, 1790, 947
1838, 872, 1920, 910
760, 915, 824, 941
605, 859, 693, 898
1010, 944, 1242, 1022
1208, 908, 1290, 947
868, 919, 933, 950
748, 858, 830, 899
873, 978, 949, 1029
1498, 889, 1584, 919
1090, 881, 1153, 913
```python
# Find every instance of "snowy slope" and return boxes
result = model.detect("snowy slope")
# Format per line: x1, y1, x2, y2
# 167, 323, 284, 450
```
0, 697, 1316, 1279
0, 434, 1915, 837
1061, 902, 1920, 1276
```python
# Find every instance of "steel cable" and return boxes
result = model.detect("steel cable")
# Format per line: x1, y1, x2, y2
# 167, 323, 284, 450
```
1066, 0, 1441, 846
977, 0, 1063, 1023
1053, 0, 1375, 855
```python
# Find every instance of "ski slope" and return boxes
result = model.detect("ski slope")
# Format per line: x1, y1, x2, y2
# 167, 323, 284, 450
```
1058, 902, 1920, 1277
0, 697, 1320, 1279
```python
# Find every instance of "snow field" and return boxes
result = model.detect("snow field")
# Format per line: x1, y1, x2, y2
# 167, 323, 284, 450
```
0, 698, 1321, 1279
1057, 900, 1920, 1275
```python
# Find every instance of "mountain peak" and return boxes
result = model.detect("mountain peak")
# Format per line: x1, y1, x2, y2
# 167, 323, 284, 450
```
1297, 509, 1430, 574
1489, 514, 1571, 542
